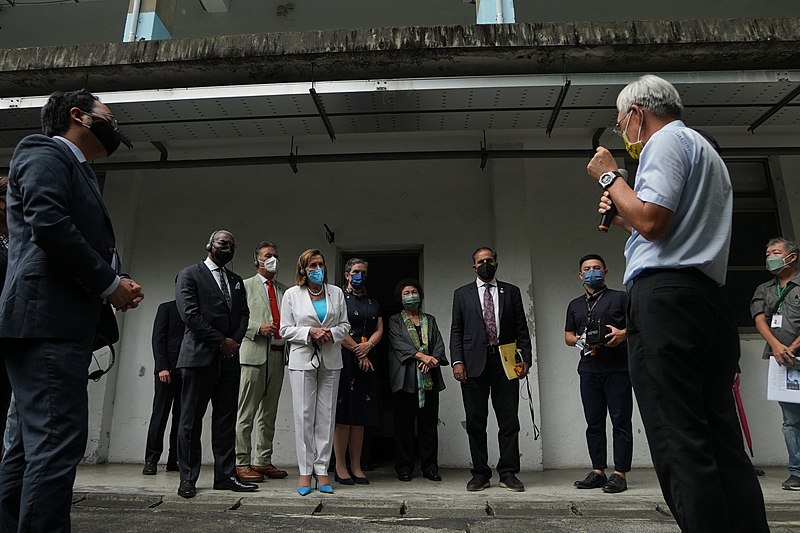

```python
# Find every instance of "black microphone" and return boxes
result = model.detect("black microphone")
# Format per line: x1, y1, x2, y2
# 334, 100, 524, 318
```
598, 169, 627, 232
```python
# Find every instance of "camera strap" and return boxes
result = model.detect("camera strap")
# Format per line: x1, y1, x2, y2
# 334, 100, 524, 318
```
520, 375, 540, 441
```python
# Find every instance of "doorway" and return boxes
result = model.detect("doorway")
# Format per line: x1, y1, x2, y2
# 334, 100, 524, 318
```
338, 249, 421, 468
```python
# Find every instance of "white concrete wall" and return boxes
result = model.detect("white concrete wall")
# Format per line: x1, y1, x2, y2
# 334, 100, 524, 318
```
101, 155, 547, 469
91, 141, 800, 471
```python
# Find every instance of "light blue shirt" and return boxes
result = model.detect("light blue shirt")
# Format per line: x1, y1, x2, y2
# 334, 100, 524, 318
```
623, 120, 732, 286
312, 298, 327, 323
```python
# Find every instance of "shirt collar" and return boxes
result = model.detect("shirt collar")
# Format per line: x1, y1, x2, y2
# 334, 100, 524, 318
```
204, 257, 223, 272
475, 277, 496, 288
585, 286, 607, 302
53, 136, 87, 163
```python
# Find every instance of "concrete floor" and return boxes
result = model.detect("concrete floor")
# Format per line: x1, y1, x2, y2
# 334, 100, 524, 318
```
69, 464, 800, 532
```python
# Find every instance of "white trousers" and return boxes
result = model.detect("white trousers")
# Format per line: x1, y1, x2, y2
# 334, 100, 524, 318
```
288, 366, 341, 476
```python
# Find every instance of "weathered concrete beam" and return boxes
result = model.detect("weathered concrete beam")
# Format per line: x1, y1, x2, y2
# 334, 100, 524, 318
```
1, 18, 798, 97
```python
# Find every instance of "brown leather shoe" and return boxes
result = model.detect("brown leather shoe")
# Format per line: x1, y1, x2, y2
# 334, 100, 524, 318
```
251, 463, 288, 479
235, 465, 265, 482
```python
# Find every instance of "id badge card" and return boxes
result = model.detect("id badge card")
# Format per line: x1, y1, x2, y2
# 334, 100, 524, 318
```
772, 314, 784, 328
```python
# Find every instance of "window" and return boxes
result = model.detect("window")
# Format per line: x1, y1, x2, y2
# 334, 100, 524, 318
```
723, 159, 788, 330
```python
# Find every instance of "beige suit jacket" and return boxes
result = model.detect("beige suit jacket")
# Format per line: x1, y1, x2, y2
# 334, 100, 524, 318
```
240, 274, 287, 366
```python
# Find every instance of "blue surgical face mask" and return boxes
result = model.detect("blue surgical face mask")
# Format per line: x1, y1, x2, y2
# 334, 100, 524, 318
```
350, 272, 366, 288
582, 269, 605, 289
308, 268, 325, 285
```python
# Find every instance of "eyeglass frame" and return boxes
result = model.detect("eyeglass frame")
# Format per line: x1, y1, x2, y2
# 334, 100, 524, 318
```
611, 109, 633, 137
82, 110, 119, 131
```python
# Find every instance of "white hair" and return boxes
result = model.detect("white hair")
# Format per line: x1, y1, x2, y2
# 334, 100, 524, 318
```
616, 75, 683, 118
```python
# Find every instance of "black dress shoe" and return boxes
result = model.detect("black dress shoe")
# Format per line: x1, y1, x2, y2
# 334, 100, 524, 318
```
422, 468, 442, 482
397, 471, 412, 482
602, 473, 627, 493
213, 476, 259, 492
177, 480, 196, 499
499, 475, 525, 492
466, 475, 490, 491
353, 475, 369, 485
142, 462, 157, 476
166, 461, 179, 472
574, 471, 607, 489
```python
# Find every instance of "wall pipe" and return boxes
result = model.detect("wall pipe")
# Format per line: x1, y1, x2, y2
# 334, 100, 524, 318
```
126, 0, 142, 43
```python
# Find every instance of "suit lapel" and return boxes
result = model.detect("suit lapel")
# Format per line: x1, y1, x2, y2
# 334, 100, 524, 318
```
497, 281, 506, 323
53, 138, 112, 222
469, 282, 483, 318
199, 262, 227, 306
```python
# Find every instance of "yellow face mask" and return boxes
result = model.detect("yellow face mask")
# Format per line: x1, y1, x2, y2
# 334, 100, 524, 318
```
622, 110, 643, 160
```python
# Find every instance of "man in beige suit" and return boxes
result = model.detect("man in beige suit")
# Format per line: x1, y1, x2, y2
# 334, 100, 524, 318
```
235, 241, 289, 481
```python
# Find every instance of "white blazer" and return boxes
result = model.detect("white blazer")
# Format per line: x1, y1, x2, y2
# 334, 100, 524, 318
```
279, 284, 350, 371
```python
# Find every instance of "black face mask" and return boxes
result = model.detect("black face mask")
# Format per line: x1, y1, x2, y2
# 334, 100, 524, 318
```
213, 247, 235, 266
476, 262, 497, 281
87, 117, 122, 156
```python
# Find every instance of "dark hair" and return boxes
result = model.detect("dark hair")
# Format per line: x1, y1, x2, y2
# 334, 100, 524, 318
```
254, 241, 278, 259
41, 89, 99, 137
472, 246, 497, 263
394, 278, 424, 304
578, 254, 606, 269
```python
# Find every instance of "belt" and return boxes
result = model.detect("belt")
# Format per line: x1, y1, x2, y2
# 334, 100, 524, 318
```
626, 267, 709, 292
487, 345, 500, 356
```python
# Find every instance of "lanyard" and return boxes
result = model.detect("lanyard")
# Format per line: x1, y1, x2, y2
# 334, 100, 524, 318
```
585, 290, 605, 320
777, 283, 791, 313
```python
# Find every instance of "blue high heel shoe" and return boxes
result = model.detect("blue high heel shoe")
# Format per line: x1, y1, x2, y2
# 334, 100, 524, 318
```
297, 485, 313, 496
313, 473, 334, 494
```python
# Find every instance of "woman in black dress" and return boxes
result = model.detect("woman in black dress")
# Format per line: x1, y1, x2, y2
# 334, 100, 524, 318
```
333, 258, 383, 485
388, 278, 448, 482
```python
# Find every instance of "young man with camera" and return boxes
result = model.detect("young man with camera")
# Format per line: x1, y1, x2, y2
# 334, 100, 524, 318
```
564, 254, 631, 493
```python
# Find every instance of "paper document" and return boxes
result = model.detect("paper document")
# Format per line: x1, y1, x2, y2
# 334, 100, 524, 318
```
498, 342, 521, 381
767, 357, 800, 404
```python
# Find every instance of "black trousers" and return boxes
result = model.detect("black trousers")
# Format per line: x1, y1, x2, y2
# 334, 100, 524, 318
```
178, 359, 239, 484
392, 390, 439, 474
461, 349, 520, 478
0, 338, 91, 533
579, 371, 633, 472
628, 270, 768, 533
144, 372, 182, 465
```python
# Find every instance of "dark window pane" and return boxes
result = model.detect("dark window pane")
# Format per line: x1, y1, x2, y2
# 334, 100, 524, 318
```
729, 211, 781, 267
722, 270, 773, 328
728, 160, 771, 198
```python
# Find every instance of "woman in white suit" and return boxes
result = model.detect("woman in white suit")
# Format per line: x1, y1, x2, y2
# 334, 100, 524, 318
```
280, 248, 350, 495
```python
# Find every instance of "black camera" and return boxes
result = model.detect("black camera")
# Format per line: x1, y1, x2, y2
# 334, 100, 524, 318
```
585, 320, 611, 346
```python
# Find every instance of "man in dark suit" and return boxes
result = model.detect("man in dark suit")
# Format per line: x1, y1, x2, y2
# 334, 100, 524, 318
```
175, 230, 257, 498
142, 300, 184, 475
450, 246, 532, 492
0, 90, 143, 533
0, 176, 11, 455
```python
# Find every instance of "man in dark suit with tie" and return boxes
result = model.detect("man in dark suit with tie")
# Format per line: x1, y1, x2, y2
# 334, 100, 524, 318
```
142, 299, 184, 475
175, 230, 257, 498
0, 89, 143, 533
450, 246, 532, 493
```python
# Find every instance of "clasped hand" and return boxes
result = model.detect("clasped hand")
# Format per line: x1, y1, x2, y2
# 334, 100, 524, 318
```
309, 327, 333, 345
107, 277, 144, 311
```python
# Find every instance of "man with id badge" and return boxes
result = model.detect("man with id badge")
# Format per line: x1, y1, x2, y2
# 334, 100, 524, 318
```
565, 254, 631, 494
750, 237, 800, 490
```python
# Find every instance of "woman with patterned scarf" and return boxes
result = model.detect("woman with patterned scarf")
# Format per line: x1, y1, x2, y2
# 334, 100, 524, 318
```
388, 278, 449, 482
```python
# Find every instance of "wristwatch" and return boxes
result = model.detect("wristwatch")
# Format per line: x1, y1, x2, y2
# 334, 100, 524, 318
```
598, 170, 624, 190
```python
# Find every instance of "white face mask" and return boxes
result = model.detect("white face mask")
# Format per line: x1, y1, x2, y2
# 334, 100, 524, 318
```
263, 256, 279, 274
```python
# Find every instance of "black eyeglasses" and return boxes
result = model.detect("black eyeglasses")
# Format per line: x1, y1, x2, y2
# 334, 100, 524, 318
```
611, 109, 633, 137
83, 111, 119, 131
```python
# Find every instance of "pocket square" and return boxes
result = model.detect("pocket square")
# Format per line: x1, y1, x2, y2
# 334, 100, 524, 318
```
235, 282, 241, 290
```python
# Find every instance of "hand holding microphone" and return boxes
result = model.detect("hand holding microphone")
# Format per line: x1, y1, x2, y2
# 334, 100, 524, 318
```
598, 169, 627, 232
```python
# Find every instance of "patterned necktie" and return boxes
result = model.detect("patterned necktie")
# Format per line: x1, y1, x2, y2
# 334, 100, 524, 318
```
267, 279, 282, 340
483, 283, 498, 345
218, 268, 231, 308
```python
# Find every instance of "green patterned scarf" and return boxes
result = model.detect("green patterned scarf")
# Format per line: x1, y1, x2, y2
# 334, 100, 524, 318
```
401, 309, 433, 408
